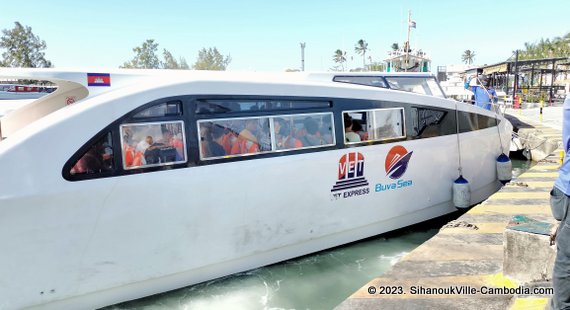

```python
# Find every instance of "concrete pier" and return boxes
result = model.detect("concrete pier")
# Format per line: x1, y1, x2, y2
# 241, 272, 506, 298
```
335, 107, 563, 310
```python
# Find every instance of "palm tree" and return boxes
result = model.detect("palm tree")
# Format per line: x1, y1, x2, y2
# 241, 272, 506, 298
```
391, 43, 399, 51
333, 49, 347, 71
461, 50, 475, 64
354, 39, 369, 69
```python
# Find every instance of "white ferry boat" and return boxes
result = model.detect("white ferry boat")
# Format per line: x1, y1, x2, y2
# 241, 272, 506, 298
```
0, 69, 512, 309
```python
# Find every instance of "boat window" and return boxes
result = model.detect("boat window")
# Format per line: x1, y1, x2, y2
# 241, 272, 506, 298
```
120, 121, 187, 169
457, 111, 497, 133
343, 108, 405, 144
196, 99, 331, 114
384, 77, 445, 98
410, 107, 456, 138
70, 132, 114, 176
425, 78, 446, 98
197, 117, 270, 158
282, 113, 334, 150
197, 112, 335, 160
132, 100, 182, 118
332, 76, 388, 88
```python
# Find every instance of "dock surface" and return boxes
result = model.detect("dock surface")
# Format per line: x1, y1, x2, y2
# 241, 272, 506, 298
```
336, 107, 563, 310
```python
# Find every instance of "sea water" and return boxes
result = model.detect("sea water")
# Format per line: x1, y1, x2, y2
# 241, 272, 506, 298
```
104, 159, 534, 310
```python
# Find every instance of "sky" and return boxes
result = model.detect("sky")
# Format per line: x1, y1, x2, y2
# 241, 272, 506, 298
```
1, 0, 569, 72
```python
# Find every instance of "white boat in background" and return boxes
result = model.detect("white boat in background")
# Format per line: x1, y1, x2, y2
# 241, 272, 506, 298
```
0, 68, 511, 309
384, 10, 431, 73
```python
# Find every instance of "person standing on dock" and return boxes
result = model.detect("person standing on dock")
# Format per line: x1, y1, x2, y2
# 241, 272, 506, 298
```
550, 96, 570, 309
465, 74, 496, 110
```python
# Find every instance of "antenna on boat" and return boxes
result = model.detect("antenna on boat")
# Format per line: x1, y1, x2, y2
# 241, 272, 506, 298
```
405, 10, 411, 72
405, 10, 416, 72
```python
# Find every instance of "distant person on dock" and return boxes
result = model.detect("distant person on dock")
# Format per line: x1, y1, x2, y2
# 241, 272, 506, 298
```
550, 95, 570, 309
465, 74, 496, 110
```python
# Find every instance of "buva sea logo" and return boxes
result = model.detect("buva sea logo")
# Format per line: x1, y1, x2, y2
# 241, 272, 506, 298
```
385, 145, 413, 180
376, 145, 414, 192
331, 152, 370, 200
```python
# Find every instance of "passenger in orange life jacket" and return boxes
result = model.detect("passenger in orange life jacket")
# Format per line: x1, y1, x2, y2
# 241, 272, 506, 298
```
300, 117, 325, 146
122, 132, 136, 168
220, 123, 238, 154
231, 119, 260, 155
274, 118, 303, 150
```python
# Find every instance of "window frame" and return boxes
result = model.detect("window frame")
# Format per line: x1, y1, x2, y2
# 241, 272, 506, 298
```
62, 96, 191, 182
332, 75, 389, 89
119, 120, 188, 170
409, 106, 457, 139
196, 111, 336, 161
342, 107, 406, 145
195, 98, 332, 115
63, 130, 117, 181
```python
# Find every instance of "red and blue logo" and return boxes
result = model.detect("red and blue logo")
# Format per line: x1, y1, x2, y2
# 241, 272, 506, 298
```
331, 152, 369, 193
385, 145, 413, 180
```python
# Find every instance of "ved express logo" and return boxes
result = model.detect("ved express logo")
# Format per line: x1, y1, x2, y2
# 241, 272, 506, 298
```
331, 152, 370, 200
376, 145, 414, 192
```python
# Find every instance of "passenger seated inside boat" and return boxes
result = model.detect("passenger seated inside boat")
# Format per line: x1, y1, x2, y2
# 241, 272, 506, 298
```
200, 123, 226, 158
351, 119, 368, 141
71, 147, 103, 174
231, 119, 261, 155
70, 133, 114, 175
300, 117, 325, 146
343, 114, 361, 143
143, 136, 164, 164
274, 117, 303, 150
220, 126, 238, 154
161, 129, 184, 160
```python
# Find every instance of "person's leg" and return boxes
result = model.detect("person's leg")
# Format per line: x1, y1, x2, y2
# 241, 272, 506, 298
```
553, 212, 570, 309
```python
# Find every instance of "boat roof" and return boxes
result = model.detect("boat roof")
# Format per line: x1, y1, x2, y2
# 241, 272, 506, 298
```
0, 68, 440, 139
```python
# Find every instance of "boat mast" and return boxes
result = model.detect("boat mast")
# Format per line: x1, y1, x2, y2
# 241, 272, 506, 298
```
405, 10, 411, 72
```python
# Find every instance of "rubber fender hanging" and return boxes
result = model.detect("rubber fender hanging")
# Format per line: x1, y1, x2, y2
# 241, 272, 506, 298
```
496, 153, 512, 185
453, 175, 471, 209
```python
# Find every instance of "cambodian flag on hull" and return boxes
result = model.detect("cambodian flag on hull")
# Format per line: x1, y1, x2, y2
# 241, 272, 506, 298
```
87, 73, 111, 86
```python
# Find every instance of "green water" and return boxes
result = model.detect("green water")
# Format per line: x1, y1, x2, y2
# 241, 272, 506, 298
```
105, 159, 534, 310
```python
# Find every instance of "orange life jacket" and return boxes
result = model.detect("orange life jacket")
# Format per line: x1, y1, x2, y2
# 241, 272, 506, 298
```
230, 137, 259, 155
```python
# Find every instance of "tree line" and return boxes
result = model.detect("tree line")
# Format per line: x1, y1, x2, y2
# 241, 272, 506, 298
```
119, 39, 231, 70
461, 32, 569, 65
331, 39, 385, 72
0, 21, 567, 70
0, 22, 231, 70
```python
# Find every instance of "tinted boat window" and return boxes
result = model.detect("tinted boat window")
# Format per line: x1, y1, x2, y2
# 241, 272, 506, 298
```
292, 114, 334, 148
196, 99, 330, 114
120, 121, 187, 169
198, 117, 271, 158
410, 107, 456, 138
384, 77, 445, 98
457, 111, 497, 133
132, 101, 182, 118
70, 132, 114, 175
332, 76, 388, 88
197, 112, 335, 160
